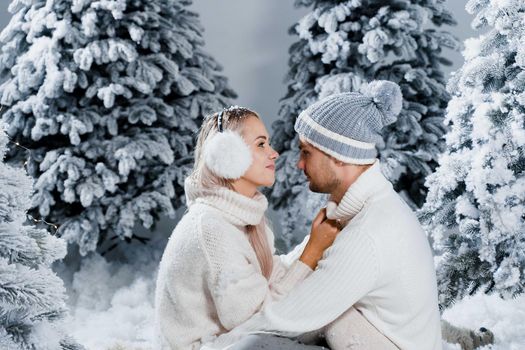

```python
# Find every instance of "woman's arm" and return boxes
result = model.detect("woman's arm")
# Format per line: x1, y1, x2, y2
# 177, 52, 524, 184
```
199, 215, 310, 331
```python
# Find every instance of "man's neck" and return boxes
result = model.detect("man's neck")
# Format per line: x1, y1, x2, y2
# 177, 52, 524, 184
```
329, 164, 373, 204
329, 183, 350, 204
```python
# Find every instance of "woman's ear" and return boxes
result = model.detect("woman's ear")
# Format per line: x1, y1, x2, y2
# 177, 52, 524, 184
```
203, 130, 252, 179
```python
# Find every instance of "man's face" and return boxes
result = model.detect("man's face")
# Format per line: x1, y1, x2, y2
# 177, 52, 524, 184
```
297, 138, 340, 194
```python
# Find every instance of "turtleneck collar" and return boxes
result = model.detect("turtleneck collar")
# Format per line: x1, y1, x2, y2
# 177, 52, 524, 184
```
184, 177, 268, 227
326, 160, 392, 223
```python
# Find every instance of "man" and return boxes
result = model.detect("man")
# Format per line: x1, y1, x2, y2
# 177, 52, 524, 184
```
205, 80, 487, 349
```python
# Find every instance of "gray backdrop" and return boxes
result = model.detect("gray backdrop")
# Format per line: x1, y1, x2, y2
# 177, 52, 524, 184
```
188, 0, 476, 129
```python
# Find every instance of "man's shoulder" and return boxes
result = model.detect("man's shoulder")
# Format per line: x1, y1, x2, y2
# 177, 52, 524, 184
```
345, 193, 423, 241
366, 191, 419, 223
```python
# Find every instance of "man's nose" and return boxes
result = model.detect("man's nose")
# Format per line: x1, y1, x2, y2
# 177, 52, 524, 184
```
297, 158, 304, 170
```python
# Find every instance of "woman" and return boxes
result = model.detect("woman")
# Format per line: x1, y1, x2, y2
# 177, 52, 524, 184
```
154, 106, 339, 350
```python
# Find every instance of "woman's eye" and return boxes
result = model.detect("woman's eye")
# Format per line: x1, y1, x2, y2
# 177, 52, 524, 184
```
258, 142, 265, 148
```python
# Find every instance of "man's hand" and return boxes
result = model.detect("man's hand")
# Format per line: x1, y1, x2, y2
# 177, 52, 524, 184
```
299, 208, 341, 270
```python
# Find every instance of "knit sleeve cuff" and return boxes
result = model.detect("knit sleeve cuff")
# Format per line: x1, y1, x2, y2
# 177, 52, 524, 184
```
271, 260, 313, 297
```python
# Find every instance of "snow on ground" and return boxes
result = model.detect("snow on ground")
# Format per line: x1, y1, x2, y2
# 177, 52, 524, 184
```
56, 236, 525, 350
63, 254, 158, 350
442, 293, 525, 350
55, 229, 169, 350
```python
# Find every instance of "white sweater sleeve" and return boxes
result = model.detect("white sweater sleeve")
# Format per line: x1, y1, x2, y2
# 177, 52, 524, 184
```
199, 218, 312, 331
277, 233, 310, 268
266, 227, 313, 297
206, 227, 380, 349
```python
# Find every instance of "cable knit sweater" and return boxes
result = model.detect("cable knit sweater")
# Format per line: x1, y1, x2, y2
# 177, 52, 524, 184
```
154, 178, 312, 350
207, 160, 442, 350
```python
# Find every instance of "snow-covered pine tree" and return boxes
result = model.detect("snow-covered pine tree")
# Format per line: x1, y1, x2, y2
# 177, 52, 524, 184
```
0, 121, 81, 349
268, 0, 459, 249
420, 0, 525, 310
0, 0, 235, 255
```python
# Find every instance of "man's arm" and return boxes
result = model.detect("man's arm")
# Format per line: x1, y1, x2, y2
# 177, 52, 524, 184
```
206, 227, 379, 349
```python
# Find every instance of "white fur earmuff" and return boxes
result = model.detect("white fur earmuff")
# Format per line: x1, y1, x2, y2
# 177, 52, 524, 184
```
203, 130, 252, 179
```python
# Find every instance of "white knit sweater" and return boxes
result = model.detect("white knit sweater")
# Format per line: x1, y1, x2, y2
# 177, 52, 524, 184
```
154, 178, 312, 350
208, 160, 442, 350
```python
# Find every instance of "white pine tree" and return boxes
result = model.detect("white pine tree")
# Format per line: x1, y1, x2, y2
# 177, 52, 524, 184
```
0, 121, 81, 349
420, 0, 525, 309
0, 0, 235, 255
268, 0, 459, 250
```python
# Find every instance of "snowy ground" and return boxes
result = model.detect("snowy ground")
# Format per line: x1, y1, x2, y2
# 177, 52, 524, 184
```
56, 237, 525, 350
55, 228, 168, 350
441, 294, 525, 350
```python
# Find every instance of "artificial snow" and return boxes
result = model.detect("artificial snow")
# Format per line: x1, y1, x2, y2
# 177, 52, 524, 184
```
59, 237, 525, 350
58, 233, 167, 350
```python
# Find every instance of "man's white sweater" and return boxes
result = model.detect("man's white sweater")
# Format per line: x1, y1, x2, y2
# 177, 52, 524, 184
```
208, 160, 442, 350
154, 178, 312, 350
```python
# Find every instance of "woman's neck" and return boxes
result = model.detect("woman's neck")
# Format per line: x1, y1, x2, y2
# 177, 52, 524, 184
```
232, 178, 258, 198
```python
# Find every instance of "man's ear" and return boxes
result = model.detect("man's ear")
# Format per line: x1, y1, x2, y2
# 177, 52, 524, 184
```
333, 158, 346, 167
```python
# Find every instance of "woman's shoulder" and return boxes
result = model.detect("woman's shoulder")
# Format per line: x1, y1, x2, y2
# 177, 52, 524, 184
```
184, 205, 251, 268
182, 203, 242, 246
188, 203, 233, 228
165, 206, 236, 261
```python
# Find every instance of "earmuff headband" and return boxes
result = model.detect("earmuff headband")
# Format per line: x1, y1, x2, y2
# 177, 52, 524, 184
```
203, 108, 252, 179
217, 111, 224, 132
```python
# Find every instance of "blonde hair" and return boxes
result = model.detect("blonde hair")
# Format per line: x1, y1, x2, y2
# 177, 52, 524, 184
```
190, 107, 274, 279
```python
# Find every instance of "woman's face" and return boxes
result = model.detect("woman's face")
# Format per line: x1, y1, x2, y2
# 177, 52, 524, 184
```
239, 115, 279, 188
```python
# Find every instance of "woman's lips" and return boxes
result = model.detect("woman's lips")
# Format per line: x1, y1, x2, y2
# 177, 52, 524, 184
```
266, 165, 275, 170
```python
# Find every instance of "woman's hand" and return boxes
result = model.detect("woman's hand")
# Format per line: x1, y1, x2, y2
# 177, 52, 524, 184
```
299, 208, 341, 270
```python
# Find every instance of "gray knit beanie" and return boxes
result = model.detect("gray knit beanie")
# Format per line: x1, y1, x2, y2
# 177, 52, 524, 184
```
294, 80, 403, 164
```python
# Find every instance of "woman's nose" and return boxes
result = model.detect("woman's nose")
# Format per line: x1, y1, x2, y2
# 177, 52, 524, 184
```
269, 147, 279, 160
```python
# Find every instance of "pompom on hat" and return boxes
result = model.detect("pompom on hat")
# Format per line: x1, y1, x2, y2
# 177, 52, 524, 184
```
203, 107, 252, 179
294, 80, 403, 164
